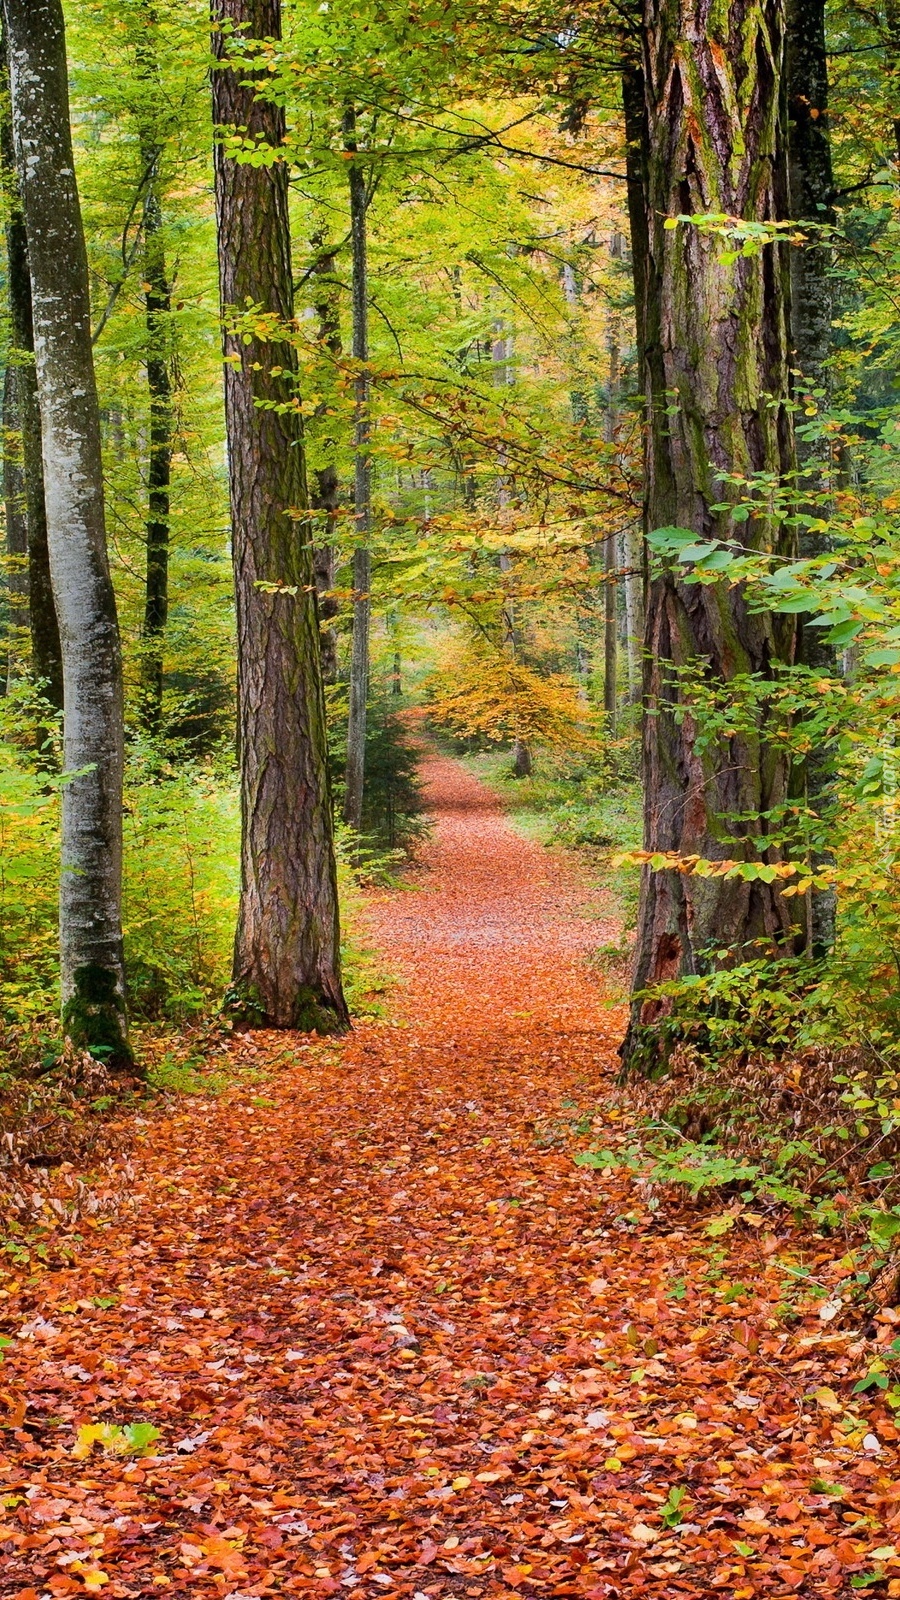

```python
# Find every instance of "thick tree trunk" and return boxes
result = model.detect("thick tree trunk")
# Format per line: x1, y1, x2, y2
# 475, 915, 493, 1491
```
211, 0, 347, 1032
622, 0, 799, 1069
1, 22, 62, 711
139, 138, 173, 736
5, 0, 131, 1066
342, 106, 372, 834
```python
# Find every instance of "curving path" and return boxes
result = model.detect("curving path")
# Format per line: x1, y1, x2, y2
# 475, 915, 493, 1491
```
0, 752, 891, 1598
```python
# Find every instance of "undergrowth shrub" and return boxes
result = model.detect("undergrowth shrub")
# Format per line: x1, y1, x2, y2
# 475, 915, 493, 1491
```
0, 700, 388, 1038
328, 690, 428, 858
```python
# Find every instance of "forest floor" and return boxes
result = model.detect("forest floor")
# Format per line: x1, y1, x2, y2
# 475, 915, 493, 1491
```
2, 752, 900, 1599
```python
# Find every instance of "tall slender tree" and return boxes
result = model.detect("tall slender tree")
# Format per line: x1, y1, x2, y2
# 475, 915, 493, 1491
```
786, 0, 838, 954
622, 0, 800, 1067
342, 105, 372, 833
5, 0, 131, 1066
1, 20, 62, 712
136, 20, 174, 736
2, 364, 27, 693
211, 0, 348, 1032
309, 226, 343, 684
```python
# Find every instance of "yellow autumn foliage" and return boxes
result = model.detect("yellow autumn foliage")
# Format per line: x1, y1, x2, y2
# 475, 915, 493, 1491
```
426, 641, 595, 753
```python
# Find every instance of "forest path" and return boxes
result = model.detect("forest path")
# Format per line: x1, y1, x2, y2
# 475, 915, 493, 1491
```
2, 753, 893, 1598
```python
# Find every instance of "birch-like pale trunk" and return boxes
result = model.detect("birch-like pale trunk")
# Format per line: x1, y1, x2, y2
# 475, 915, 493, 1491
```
342, 106, 372, 834
212, 0, 347, 1032
5, 0, 131, 1066
1, 18, 61, 711
622, 0, 801, 1068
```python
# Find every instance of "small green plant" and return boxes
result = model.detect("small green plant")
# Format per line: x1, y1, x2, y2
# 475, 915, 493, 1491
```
149, 1052, 228, 1097
660, 1485, 690, 1528
72, 1421, 161, 1459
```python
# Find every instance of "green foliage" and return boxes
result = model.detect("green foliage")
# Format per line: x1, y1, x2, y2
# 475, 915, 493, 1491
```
330, 695, 428, 856
660, 1486, 690, 1528
72, 1421, 161, 1459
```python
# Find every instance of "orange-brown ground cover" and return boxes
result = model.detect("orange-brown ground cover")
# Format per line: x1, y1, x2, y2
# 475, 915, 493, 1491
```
2, 754, 899, 1598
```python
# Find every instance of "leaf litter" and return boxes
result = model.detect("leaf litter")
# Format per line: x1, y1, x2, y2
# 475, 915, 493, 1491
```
1, 752, 899, 1597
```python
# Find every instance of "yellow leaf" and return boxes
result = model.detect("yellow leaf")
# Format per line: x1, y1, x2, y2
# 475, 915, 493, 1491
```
813, 1385, 843, 1414
201, 1535, 245, 1576
452, 1475, 472, 1490
74, 1567, 109, 1592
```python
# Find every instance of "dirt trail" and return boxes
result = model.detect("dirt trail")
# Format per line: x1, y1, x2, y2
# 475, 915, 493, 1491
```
1, 754, 896, 1598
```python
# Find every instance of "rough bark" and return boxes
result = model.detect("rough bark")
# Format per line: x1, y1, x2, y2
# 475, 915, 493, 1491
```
622, 0, 800, 1069
138, 128, 173, 735
342, 106, 372, 834
5, 0, 131, 1066
1, 21, 62, 711
212, 0, 347, 1032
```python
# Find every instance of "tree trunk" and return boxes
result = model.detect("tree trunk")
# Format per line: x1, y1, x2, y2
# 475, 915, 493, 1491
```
5, 0, 131, 1066
621, 53, 650, 371
622, 0, 799, 1070
603, 310, 619, 731
786, 0, 837, 953
1, 19, 62, 712
622, 521, 644, 705
342, 105, 372, 834
786, 0, 834, 402
2, 364, 28, 692
512, 738, 532, 778
211, 0, 348, 1033
310, 229, 341, 683
138, 125, 173, 736
312, 475, 339, 685
621, 53, 649, 709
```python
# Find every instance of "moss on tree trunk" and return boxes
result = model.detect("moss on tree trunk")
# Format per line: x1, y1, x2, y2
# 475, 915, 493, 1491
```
622, 0, 801, 1070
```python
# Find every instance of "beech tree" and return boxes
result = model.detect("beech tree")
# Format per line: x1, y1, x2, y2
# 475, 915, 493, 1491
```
1, 23, 61, 712
5, 0, 131, 1065
622, 0, 800, 1065
212, 0, 348, 1032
